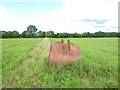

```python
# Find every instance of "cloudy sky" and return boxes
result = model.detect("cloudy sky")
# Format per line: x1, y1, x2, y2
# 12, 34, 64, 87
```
0, 0, 119, 33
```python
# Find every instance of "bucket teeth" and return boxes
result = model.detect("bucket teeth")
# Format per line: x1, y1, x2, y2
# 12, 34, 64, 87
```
67, 39, 71, 55
61, 39, 71, 55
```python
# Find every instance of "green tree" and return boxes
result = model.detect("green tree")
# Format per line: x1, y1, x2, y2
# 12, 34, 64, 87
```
12, 31, 20, 38
73, 33, 79, 38
1, 31, 6, 38
47, 31, 55, 38
21, 31, 28, 38
37, 31, 45, 38
27, 25, 37, 38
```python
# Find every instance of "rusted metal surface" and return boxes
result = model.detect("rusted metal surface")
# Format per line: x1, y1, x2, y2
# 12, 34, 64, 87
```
48, 39, 81, 66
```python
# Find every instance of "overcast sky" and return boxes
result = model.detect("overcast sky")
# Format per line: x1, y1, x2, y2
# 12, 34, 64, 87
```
0, 0, 119, 33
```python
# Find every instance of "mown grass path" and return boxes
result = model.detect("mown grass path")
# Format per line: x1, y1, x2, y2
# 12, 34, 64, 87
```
3, 38, 51, 88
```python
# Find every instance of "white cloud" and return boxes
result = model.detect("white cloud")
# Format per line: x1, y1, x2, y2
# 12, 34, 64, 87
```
48, 0, 118, 33
0, 5, 29, 32
0, 0, 119, 33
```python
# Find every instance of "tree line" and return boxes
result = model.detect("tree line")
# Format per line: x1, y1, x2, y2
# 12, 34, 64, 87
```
1, 25, 120, 38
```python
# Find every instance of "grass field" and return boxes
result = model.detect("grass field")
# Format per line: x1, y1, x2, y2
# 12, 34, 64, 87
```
2, 38, 118, 88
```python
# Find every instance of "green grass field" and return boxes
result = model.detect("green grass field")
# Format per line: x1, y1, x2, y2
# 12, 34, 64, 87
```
2, 38, 118, 88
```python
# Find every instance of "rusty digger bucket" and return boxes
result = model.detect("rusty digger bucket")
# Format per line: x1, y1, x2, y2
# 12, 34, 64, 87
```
48, 39, 81, 66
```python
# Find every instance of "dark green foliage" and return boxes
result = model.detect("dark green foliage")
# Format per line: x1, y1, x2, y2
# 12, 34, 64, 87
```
27, 25, 38, 38
1, 30, 20, 38
1, 25, 120, 38
37, 31, 45, 38
46, 31, 55, 38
